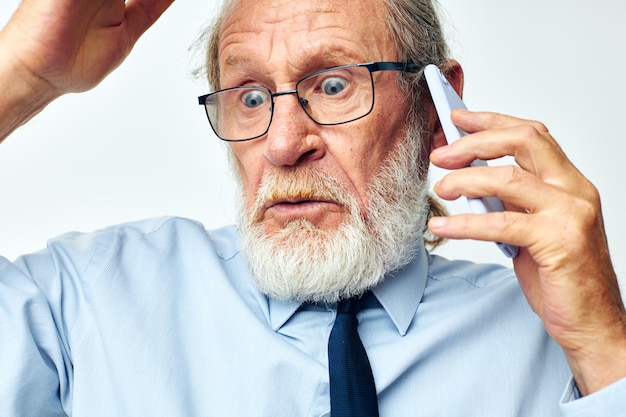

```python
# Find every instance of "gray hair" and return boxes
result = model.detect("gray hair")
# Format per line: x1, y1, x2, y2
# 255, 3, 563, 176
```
384, 0, 450, 119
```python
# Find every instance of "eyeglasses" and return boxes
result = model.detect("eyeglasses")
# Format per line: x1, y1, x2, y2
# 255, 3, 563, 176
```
198, 61, 421, 142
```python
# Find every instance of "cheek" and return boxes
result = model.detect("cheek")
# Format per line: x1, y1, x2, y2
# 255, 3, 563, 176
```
230, 143, 264, 207
322, 127, 389, 205
348, 114, 404, 173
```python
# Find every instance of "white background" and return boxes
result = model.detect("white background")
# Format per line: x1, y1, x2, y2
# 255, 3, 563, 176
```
1, 1, 624, 286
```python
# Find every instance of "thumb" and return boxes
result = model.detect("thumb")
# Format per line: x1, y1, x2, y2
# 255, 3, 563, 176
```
125, 0, 176, 45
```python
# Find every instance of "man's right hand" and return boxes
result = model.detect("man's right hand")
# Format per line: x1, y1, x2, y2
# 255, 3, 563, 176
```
0, 0, 174, 140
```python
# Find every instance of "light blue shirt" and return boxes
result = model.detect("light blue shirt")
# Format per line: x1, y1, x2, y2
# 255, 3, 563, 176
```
1, 216, 625, 416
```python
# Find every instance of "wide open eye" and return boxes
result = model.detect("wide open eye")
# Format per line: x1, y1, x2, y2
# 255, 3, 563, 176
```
241, 89, 270, 108
320, 77, 348, 96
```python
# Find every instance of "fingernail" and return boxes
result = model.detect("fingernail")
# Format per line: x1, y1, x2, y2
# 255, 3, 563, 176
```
429, 216, 447, 229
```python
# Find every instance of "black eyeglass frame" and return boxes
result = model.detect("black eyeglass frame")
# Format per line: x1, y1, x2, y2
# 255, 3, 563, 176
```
197, 61, 422, 142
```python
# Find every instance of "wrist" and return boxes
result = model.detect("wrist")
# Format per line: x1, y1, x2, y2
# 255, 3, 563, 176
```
564, 314, 626, 395
0, 42, 60, 141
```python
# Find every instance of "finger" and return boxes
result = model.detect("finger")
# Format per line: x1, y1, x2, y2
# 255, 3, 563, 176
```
433, 164, 565, 214
431, 111, 581, 188
452, 111, 567, 172
427, 210, 531, 249
451, 109, 549, 135
435, 162, 601, 224
427, 207, 581, 260
432, 164, 603, 252
125, 0, 175, 44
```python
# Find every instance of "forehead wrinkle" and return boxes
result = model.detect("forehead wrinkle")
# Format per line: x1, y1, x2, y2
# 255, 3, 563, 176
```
219, 0, 391, 85
221, 35, 362, 86
256, 7, 349, 72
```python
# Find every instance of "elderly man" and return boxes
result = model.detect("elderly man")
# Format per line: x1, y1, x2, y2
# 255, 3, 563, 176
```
1, 0, 625, 416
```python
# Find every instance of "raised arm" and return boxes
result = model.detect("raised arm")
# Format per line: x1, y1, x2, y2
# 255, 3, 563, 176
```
0, 0, 174, 142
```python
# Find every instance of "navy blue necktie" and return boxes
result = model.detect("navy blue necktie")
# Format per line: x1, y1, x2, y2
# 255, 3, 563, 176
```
328, 296, 379, 417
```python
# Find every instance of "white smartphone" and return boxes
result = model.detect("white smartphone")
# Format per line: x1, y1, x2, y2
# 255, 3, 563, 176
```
424, 64, 519, 258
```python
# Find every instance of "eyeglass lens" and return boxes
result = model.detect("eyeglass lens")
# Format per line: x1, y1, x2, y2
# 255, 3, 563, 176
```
204, 65, 375, 142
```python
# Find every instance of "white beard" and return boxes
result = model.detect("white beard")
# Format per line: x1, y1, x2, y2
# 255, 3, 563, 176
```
233, 126, 430, 303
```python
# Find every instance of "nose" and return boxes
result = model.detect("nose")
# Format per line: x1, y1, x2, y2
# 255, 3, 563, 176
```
263, 92, 325, 167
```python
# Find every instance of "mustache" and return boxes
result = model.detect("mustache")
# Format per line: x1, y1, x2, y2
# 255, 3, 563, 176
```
250, 168, 356, 222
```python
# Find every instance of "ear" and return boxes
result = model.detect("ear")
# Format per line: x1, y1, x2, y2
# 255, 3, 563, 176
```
430, 60, 464, 151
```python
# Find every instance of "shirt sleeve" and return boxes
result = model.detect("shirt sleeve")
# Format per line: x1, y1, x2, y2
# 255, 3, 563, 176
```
560, 376, 626, 416
0, 256, 71, 417
0, 218, 179, 417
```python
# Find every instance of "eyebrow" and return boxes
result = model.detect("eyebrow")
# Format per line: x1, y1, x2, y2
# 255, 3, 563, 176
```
223, 54, 252, 70
218, 55, 260, 88
222, 48, 362, 76
218, 40, 374, 92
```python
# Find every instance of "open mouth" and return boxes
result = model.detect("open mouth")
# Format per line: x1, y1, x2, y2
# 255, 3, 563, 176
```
266, 197, 333, 209
259, 197, 345, 226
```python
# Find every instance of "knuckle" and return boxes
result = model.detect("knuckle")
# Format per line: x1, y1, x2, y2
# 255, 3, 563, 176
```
570, 194, 601, 232
518, 124, 545, 143
530, 120, 549, 134
500, 164, 525, 187
585, 182, 602, 207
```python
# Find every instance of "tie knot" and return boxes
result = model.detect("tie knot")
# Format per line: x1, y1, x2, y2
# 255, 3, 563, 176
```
337, 299, 356, 315
337, 292, 370, 315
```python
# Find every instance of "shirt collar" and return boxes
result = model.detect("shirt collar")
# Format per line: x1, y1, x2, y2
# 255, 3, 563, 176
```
370, 243, 428, 335
267, 243, 429, 336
